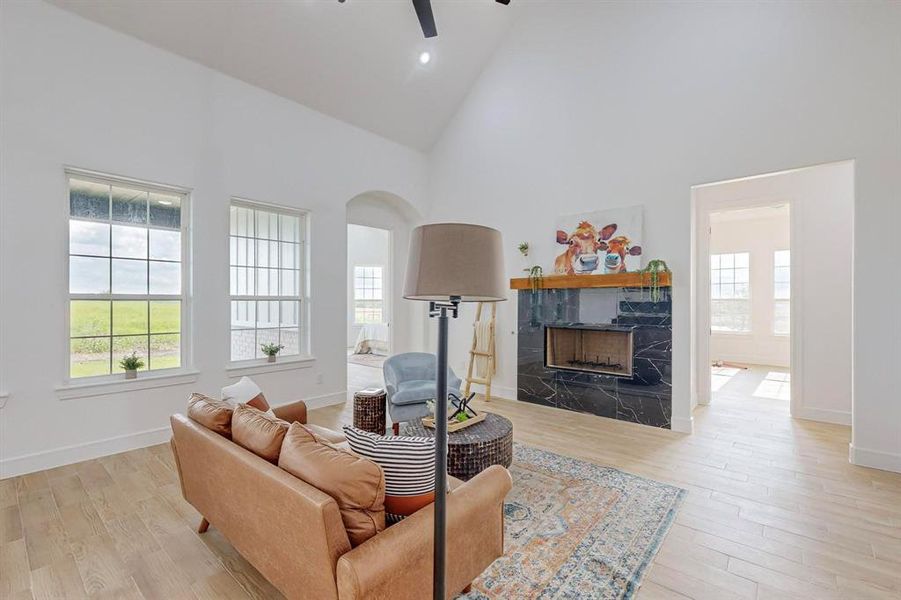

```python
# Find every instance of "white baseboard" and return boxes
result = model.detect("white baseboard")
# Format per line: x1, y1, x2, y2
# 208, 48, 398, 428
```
670, 415, 694, 433
849, 444, 901, 474
0, 426, 171, 480
287, 390, 346, 410
1, 390, 349, 480
795, 406, 851, 426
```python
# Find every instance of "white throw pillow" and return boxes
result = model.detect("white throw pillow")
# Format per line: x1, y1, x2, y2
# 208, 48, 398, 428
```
221, 376, 275, 416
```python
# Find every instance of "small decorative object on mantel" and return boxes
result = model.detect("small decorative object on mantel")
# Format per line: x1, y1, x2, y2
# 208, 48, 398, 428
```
640, 259, 671, 302
260, 343, 284, 363
423, 393, 486, 432
517, 242, 530, 257
119, 352, 144, 379
524, 265, 543, 293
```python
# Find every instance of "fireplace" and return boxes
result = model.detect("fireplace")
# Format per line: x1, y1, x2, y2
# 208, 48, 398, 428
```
545, 325, 633, 377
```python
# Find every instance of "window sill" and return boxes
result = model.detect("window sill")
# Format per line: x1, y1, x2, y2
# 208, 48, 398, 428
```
226, 355, 316, 377
711, 331, 753, 337
56, 369, 200, 401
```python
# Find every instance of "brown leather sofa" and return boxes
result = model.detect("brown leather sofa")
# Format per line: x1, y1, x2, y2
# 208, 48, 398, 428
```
170, 400, 512, 600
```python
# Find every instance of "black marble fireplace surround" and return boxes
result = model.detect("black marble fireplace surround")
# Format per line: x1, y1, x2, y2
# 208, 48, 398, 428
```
517, 286, 673, 428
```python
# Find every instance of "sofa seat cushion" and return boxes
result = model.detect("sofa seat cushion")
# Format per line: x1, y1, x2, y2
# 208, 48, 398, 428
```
342, 426, 435, 523
392, 381, 445, 405
231, 404, 290, 463
187, 393, 234, 438
279, 423, 385, 547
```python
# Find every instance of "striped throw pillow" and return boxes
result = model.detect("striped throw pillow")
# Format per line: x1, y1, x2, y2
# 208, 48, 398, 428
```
343, 426, 435, 522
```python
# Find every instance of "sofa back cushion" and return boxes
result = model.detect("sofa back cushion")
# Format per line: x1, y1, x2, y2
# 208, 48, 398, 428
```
343, 426, 435, 522
279, 423, 385, 546
232, 404, 289, 463
187, 393, 234, 438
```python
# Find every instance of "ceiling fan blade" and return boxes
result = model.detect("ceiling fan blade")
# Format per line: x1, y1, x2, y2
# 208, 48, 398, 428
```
496, 0, 511, 4
411, 0, 437, 38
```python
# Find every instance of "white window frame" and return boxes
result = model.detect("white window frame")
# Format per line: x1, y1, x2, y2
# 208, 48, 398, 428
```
228, 198, 311, 367
773, 249, 791, 336
63, 167, 193, 385
710, 251, 752, 334
353, 264, 384, 325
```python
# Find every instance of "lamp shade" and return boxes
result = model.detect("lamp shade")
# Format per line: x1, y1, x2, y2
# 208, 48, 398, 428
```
403, 223, 506, 302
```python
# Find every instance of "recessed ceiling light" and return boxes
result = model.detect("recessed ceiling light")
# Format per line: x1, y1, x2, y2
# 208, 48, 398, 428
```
419, 51, 431, 65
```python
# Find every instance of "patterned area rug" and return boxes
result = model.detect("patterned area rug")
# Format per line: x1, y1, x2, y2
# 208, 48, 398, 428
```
463, 445, 685, 600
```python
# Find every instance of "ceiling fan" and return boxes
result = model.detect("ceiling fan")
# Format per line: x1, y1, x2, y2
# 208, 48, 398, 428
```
412, 0, 510, 39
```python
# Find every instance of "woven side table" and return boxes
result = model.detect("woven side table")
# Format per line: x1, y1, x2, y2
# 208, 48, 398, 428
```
353, 388, 387, 435
404, 413, 513, 481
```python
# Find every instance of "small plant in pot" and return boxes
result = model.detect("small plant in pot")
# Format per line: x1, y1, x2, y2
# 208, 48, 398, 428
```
119, 352, 144, 379
261, 343, 285, 363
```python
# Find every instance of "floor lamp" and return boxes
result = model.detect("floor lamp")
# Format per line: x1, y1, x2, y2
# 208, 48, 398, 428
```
403, 223, 506, 600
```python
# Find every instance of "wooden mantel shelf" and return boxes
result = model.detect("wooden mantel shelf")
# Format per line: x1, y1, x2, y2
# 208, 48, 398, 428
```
510, 272, 671, 291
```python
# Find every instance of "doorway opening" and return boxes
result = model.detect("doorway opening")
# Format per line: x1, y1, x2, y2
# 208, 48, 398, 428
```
708, 205, 791, 411
347, 224, 391, 389
692, 161, 854, 427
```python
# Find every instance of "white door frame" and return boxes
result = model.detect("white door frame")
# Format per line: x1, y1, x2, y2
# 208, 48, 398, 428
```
691, 185, 802, 416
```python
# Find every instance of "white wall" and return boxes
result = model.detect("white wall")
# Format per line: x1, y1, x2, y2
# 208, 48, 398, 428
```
710, 210, 791, 368
426, 1, 901, 470
346, 224, 392, 348
0, 0, 427, 477
697, 163, 855, 425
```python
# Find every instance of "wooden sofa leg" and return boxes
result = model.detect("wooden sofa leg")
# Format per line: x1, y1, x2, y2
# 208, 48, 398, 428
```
392, 422, 400, 436
462, 584, 472, 593
197, 517, 210, 534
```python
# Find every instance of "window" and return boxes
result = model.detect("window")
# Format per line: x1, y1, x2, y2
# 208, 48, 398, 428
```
774, 250, 790, 335
67, 172, 187, 379
229, 201, 306, 361
353, 266, 384, 324
710, 252, 751, 332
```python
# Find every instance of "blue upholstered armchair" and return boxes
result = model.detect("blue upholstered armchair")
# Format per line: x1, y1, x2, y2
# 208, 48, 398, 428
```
384, 352, 462, 435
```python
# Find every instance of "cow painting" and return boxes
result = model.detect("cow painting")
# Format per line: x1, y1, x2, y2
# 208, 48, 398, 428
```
555, 222, 642, 275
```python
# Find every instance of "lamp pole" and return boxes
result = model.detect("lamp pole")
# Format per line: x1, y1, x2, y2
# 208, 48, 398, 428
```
430, 298, 458, 600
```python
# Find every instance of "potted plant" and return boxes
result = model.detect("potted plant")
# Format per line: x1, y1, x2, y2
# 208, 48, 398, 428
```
640, 259, 671, 303
119, 352, 144, 379
523, 265, 543, 293
517, 242, 530, 257
261, 342, 285, 363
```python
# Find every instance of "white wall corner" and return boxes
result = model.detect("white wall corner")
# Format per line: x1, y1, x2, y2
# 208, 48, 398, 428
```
849, 444, 901, 474
670, 415, 694, 434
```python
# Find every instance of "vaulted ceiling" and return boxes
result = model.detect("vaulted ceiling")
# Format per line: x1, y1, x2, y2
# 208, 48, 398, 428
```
48, 0, 521, 151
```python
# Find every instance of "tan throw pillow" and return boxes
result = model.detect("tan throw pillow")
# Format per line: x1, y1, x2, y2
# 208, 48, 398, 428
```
231, 404, 289, 463
279, 423, 385, 547
187, 393, 234, 438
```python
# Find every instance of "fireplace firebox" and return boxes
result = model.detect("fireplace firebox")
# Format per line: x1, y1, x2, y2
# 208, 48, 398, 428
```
545, 325, 634, 377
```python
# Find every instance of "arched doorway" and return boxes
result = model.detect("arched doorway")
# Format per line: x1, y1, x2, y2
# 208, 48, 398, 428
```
345, 191, 423, 392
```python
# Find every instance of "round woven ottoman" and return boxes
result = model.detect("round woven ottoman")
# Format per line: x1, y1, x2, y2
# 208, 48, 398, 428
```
353, 388, 387, 435
404, 413, 513, 481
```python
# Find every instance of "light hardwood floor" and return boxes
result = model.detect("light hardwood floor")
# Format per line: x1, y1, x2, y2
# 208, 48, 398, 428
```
2, 367, 900, 599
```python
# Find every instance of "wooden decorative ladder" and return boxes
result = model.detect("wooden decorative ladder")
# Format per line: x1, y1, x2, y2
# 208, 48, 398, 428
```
462, 302, 497, 402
